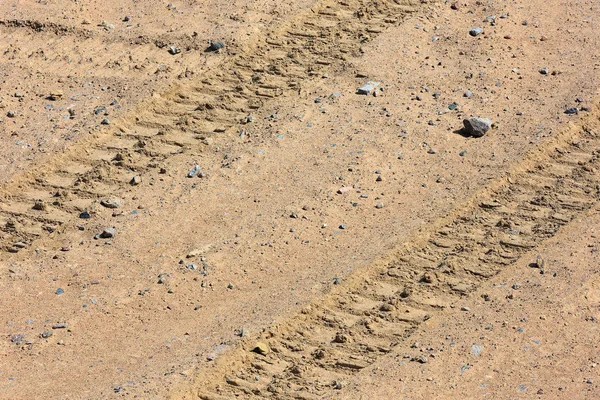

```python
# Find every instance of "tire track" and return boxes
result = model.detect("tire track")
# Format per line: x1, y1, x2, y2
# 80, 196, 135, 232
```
0, 0, 425, 253
180, 110, 600, 399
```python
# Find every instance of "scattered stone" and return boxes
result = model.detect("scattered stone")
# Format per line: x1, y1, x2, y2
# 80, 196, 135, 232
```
49, 91, 63, 100
376, 175, 383, 182
339, 224, 347, 230
463, 117, 492, 137
32, 200, 47, 211
79, 210, 91, 219
41, 331, 53, 339
168, 46, 181, 55
471, 344, 484, 356
337, 186, 353, 194
413, 355, 428, 364
52, 323, 68, 329
100, 198, 121, 209
55, 288, 64, 295
130, 176, 141, 185
99, 227, 115, 239
533, 254, 545, 269
252, 342, 270, 355
469, 27, 484, 37
539, 67, 549, 75
357, 81, 380, 95
207, 41, 225, 52
101, 118, 110, 125
7, 111, 15, 118
123, 16, 131, 22
375, 202, 384, 209
461, 306, 470, 311
187, 165, 201, 178
464, 90, 473, 98
421, 273, 434, 283
227, 283, 234, 289
564, 107, 578, 115
11, 334, 26, 345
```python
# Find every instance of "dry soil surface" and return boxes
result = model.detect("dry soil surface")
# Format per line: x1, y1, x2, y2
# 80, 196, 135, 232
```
1, 0, 600, 398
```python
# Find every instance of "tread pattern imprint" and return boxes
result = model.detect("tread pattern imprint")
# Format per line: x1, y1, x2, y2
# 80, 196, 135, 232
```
1, 0, 599, 399
0, 0, 423, 253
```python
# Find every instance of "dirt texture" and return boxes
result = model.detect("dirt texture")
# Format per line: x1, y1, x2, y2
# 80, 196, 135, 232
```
1, 0, 600, 398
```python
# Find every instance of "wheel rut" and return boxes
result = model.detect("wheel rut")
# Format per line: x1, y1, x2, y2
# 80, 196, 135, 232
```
179, 112, 600, 400
0, 0, 425, 253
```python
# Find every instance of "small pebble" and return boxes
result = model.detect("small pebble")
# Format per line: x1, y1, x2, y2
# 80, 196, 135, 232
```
469, 27, 483, 37
99, 227, 115, 239
208, 41, 224, 51
564, 107, 578, 115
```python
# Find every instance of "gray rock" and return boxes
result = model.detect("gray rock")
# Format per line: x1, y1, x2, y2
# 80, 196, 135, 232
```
463, 117, 492, 137
470, 27, 484, 36
168, 46, 181, 55
357, 81, 380, 95
539, 67, 549, 75
564, 107, 578, 115
79, 210, 91, 219
471, 344, 484, 356
187, 165, 201, 178
100, 198, 121, 209
208, 41, 224, 51
100, 227, 115, 238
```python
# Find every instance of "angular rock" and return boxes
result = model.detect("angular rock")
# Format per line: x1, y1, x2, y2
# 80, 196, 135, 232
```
469, 27, 484, 36
100, 227, 115, 238
357, 81, 380, 95
463, 117, 492, 137
100, 198, 121, 209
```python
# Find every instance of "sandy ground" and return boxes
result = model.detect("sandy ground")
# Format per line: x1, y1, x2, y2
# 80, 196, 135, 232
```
343, 204, 600, 399
1, 0, 600, 398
